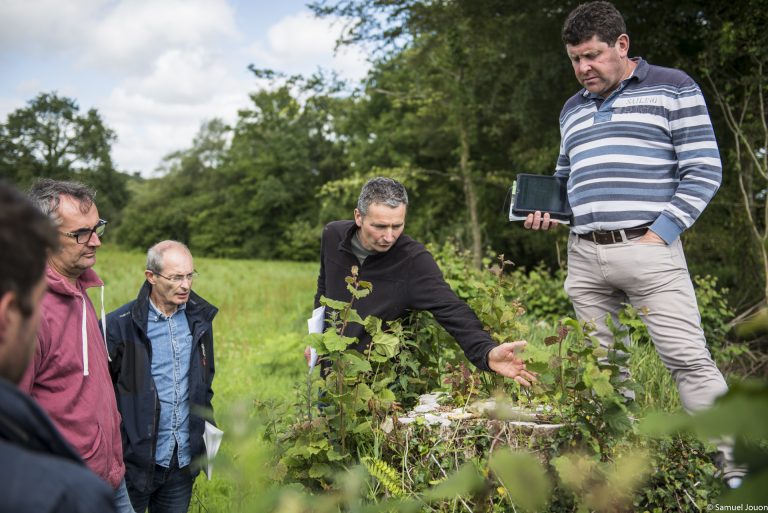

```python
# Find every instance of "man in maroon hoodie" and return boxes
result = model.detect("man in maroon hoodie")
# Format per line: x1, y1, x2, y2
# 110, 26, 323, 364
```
18, 178, 132, 512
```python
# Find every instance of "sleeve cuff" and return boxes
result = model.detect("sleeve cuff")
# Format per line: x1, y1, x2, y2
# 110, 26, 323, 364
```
650, 214, 682, 244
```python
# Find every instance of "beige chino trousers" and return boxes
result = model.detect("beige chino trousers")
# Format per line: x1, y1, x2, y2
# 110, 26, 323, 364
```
564, 232, 728, 413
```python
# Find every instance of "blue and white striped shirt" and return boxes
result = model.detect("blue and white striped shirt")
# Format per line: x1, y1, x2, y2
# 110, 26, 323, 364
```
555, 58, 721, 243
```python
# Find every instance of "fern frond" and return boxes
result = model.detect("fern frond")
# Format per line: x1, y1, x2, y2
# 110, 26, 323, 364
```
361, 456, 404, 497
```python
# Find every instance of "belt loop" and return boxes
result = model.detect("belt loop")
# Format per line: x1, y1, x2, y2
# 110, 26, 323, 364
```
591, 232, 598, 244
619, 229, 628, 243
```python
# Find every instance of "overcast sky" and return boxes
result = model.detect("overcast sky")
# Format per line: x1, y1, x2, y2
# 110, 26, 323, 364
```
0, 0, 370, 177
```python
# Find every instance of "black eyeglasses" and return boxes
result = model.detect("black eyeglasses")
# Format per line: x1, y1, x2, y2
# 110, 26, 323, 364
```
60, 219, 107, 244
153, 271, 199, 284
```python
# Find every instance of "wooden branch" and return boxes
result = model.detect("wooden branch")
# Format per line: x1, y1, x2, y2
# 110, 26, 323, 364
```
705, 71, 767, 180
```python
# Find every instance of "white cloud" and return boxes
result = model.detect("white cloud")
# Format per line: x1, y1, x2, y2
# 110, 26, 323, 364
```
1, 1, 370, 177
120, 48, 235, 105
0, 0, 237, 74
84, 0, 237, 73
0, 0, 103, 56
247, 11, 368, 82
103, 79, 258, 175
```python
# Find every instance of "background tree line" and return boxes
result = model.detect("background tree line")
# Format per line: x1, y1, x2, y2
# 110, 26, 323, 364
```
2, 0, 766, 312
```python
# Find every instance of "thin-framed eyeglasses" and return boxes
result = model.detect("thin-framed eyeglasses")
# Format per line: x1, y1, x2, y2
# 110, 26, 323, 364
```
60, 219, 107, 244
153, 271, 199, 283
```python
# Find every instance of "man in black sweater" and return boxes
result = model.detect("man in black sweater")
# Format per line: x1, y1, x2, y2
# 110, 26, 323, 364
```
0, 182, 116, 513
308, 177, 535, 384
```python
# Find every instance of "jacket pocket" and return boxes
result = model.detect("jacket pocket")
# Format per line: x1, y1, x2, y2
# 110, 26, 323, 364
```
81, 423, 109, 479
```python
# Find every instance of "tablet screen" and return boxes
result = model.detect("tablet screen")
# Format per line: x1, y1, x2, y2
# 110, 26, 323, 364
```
512, 174, 571, 220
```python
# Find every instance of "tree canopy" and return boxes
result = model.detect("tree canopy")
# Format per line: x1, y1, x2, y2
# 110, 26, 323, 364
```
2, 1, 766, 308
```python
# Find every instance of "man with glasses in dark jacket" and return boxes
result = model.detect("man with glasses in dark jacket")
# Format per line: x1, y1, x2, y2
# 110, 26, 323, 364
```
106, 240, 217, 513
0, 181, 117, 513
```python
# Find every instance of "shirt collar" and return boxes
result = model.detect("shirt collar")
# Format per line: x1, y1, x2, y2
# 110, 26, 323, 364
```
148, 297, 187, 320
582, 57, 646, 100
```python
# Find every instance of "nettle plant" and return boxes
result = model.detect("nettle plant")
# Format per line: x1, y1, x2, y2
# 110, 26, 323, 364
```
272, 266, 433, 489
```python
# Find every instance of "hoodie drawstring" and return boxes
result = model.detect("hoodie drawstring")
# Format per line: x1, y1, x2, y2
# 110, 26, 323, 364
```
82, 296, 89, 376
82, 285, 112, 376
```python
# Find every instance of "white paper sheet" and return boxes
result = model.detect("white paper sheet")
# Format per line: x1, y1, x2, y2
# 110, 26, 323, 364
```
306, 306, 324, 372
203, 421, 224, 480
307, 306, 325, 334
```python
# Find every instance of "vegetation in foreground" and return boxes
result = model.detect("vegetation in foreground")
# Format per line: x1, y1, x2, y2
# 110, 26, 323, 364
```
91, 246, 765, 512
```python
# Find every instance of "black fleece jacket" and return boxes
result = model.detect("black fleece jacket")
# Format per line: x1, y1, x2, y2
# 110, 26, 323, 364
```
0, 378, 116, 513
315, 220, 496, 371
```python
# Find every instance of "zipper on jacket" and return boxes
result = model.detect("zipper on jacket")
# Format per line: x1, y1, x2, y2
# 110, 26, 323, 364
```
146, 387, 159, 491
192, 328, 208, 378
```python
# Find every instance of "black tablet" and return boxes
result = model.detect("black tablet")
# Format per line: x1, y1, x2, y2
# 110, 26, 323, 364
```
512, 174, 572, 222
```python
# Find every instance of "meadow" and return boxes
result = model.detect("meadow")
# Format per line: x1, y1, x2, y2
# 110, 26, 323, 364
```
89, 246, 704, 512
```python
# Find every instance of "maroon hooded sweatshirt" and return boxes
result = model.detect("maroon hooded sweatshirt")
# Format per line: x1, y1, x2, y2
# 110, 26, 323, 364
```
18, 266, 125, 489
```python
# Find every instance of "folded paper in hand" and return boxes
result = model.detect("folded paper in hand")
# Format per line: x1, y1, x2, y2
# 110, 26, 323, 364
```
306, 306, 324, 373
203, 421, 223, 480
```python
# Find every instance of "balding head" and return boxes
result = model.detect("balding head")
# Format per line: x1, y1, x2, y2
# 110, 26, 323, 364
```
145, 240, 196, 316
146, 240, 192, 275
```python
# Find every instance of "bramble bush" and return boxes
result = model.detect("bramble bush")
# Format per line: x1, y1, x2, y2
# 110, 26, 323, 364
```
257, 245, 754, 511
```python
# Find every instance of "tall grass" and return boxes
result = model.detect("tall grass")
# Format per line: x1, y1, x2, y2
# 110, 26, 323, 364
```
91, 246, 317, 402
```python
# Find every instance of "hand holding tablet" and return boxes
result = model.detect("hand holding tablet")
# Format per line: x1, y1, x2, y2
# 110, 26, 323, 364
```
510, 174, 572, 223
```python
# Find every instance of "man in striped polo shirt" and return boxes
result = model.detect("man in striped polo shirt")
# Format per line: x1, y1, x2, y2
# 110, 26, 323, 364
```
525, 1, 744, 487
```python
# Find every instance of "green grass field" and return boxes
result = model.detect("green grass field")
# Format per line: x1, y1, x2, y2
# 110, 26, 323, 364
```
93, 246, 316, 399
89, 246, 685, 511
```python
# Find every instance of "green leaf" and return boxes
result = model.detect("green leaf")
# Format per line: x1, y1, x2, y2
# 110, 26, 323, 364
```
304, 332, 323, 346
320, 295, 350, 311
355, 382, 375, 402
552, 453, 597, 492
326, 448, 347, 462
309, 462, 331, 478
344, 308, 365, 326
603, 401, 632, 433
376, 388, 396, 405
583, 362, 614, 398
365, 316, 383, 336
343, 352, 372, 375
489, 449, 551, 512
373, 332, 400, 358
423, 463, 484, 501
353, 420, 372, 434
321, 331, 356, 352
284, 445, 311, 459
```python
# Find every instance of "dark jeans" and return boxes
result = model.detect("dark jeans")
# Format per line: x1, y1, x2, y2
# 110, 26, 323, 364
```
126, 449, 194, 513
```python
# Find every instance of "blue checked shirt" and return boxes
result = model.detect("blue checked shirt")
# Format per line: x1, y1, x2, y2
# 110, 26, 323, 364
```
147, 299, 192, 468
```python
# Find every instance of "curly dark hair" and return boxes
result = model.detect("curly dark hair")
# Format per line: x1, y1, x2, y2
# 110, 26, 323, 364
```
562, 1, 627, 47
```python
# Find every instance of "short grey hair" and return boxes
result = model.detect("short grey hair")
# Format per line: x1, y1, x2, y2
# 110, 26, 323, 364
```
357, 177, 409, 217
28, 178, 96, 225
146, 240, 192, 274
